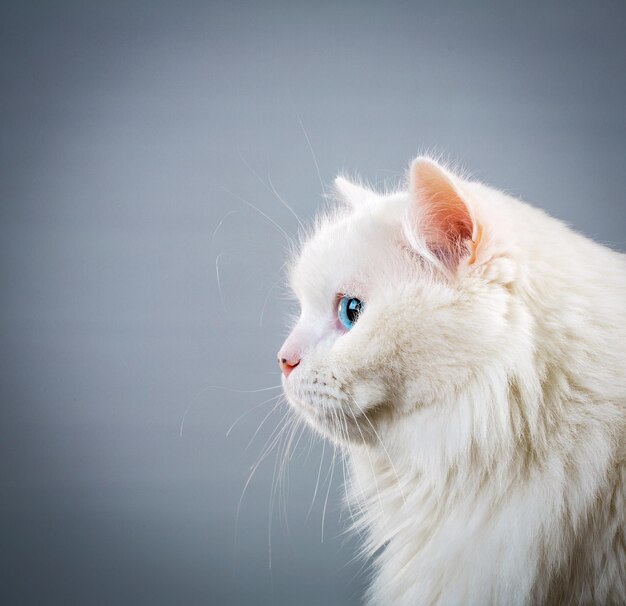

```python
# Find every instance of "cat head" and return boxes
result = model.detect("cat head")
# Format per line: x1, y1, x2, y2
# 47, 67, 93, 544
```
279, 157, 528, 465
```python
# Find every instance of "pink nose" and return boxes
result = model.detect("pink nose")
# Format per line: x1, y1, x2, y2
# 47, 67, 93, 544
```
278, 354, 300, 378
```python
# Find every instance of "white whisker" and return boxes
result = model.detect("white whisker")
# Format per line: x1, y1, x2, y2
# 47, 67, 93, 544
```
236, 148, 305, 231
321, 440, 336, 543
306, 439, 326, 523
222, 186, 292, 244
350, 395, 407, 506
215, 252, 226, 311
267, 174, 305, 232
225, 393, 282, 437
180, 383, 281, 438
244, 400, 283, 453
236, 410, 291, 538
259, 269, 287, 328
346, 403, 385, 516
293, 108, 327, 200
211, 210, 237, 247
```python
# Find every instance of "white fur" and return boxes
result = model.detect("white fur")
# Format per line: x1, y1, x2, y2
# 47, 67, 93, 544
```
280, 157, 626, 605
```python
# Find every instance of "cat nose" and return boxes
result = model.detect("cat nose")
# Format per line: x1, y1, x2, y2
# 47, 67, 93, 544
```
278, 354, 300, 378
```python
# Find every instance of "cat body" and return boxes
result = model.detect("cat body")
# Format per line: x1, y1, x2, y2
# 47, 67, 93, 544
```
278, 157, 626, 605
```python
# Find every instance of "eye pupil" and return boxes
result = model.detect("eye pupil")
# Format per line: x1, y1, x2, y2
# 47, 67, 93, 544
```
346, 298, 361, 322
338, 296, 364, 330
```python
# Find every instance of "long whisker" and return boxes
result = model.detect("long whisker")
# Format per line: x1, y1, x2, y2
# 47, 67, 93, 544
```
286, 418, 307, 497
259, 270, 287, 328
277, 415, 305, 535
267, 174, 305, 232
332, 411, 358, 530
321, 439, 336, 543
236, 409, 291, 533
211, 210, 237, 247
306, 438, 326, 522
235, 147, 305, 232
179, 384, 282, 437
346, 403, 385, 516
246, 406, 290, 483
215, 252, 226, 311
203, 384, 282, 394
244, 400, 284, 452
350, 395, 407, 506
226, 393, 283, 437
293, 109, 327, 200
337, 409, 367, 525
222, 186, 292, 244
268, 414, 297, 569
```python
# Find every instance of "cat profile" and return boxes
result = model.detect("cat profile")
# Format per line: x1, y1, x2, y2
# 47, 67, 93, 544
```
278, 156, 626, 605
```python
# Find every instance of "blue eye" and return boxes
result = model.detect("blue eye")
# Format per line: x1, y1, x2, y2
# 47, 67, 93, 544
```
338, 296, 364, 330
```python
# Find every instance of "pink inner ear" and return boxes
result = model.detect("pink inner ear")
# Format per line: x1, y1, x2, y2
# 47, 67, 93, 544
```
424, 194, 473, 247
410, 159, 476, 267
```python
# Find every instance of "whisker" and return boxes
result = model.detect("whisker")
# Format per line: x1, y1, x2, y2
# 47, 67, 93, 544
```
222, 186, 292, 244
268, 415, 297, 569
306, 438, 326, 522
259, 270, 287, 328
235, 147, 305, 232
321, 440, 336, 543
350, 395, 407, 506
293, 107, 327, 200
337, 409, 367, 525
179, 383, 281, 438
211, 210, 238, 247
276, 415, 303, 533
215, 252, 226, 311
207, 384, 282, 394
267, 174, 305, 232
244, 400, 284, 452
332, 411, 356, 528
346, 403, 385, 517
236, 409, 291, 536
225, 393, 283, 437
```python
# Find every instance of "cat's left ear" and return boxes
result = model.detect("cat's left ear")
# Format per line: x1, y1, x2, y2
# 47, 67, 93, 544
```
334, 176, 374, 207
407, 157, 483, 270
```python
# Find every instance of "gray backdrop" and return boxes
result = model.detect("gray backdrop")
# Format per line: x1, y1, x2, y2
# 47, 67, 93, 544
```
1, 1, 625, 605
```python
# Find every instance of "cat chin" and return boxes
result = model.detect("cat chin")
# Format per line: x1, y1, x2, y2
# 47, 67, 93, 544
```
283, 388, 389, 446
282, 390, 348, 443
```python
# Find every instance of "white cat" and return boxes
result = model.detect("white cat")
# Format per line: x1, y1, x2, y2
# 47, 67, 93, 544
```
278, 156, 626, 605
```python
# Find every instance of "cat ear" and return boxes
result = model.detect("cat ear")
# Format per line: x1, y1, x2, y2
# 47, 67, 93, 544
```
334, 176, 372, 207
408, 157, 482, 270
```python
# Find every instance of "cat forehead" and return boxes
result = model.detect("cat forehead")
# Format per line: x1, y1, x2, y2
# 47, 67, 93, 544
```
290, 195, 408, 300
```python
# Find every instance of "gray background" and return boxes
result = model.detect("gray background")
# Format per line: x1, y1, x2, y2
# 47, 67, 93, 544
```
1, 1, 625, 605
